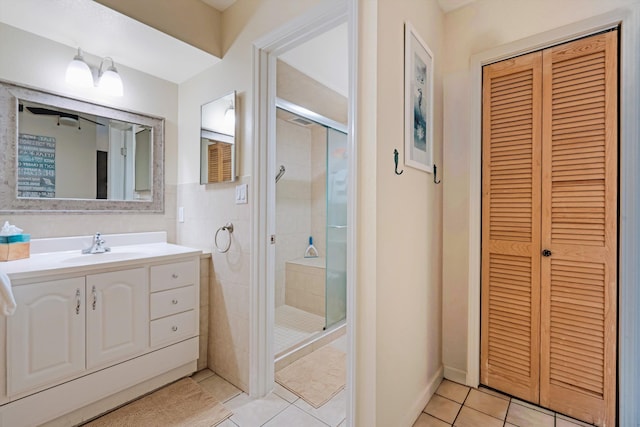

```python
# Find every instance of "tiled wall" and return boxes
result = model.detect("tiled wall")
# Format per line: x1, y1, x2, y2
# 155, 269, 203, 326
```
275, 117, 328, 309
275, 118, 312, 307
284, 258, 326, 316
177, 178, 250, 392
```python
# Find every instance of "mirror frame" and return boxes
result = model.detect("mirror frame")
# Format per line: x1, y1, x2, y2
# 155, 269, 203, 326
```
0, 80, 164, 213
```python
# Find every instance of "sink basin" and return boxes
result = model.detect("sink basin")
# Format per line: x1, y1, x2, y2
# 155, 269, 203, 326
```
61, 252, 144, 264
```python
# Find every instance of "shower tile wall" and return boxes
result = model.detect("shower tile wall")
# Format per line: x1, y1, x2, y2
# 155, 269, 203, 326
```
275, 117, 327, 308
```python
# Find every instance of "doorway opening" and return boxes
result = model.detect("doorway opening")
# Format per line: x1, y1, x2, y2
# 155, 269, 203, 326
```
273, 100, 348, 365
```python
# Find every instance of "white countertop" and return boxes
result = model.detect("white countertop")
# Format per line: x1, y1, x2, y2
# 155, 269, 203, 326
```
0, 233, 201, 283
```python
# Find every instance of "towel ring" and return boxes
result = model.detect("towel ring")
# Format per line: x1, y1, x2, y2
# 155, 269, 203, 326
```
214, 222, 234, 253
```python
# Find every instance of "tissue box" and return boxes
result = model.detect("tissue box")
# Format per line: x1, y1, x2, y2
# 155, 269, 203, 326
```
0, 234, 30, 261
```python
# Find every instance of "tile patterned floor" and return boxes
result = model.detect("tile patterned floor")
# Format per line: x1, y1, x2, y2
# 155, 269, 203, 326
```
414, 379, 595, 427
192, 334, 347, 427
274, 305, 325, 355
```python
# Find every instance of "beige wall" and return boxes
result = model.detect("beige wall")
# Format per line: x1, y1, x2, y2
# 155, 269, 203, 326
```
277, 60, 348, 125
0, 23, 178, 241
176, 0, 322, 392
357, 1, 445, 425
95, 0, 223, 58
441, 0, 639, 382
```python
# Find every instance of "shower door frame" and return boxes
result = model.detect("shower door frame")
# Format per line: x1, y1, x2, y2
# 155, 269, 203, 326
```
250, 1, 357, 426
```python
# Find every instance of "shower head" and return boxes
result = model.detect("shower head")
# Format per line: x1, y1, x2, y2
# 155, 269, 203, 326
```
275, 165, 286, 183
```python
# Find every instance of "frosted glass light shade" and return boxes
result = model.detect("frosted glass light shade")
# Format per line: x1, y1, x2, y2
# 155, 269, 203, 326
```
224, 107, 235, 125
98, 67, 123, 97
65, 54, 93, 88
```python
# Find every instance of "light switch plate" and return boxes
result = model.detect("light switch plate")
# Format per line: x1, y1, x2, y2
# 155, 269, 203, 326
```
178, 207, 184, 223
235, 184, 248, 204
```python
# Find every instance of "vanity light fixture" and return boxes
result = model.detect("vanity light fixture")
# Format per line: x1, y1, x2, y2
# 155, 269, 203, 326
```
65, 48, 93, 89
65, 48, 124, 97
224, 102, 235, 126
97, 58, 124, 97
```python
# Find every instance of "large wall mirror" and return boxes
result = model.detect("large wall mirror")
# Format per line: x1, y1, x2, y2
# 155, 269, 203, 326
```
200, 91, 236, 184
0, 81, 164, 213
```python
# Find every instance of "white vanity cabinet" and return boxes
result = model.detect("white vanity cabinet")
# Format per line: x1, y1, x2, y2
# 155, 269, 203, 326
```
0, 239, 201, 427
86, 268, 148, 369
149, 260, 198, 348
7, 277, 86, 397
7, 268, 149, 397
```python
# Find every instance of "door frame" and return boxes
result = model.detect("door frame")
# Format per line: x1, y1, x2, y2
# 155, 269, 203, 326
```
250, 0, 357, 425
467, 6, 640, 424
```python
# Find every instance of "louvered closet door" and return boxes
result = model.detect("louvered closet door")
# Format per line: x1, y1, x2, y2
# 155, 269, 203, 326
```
481, 51, 542, 403
539, 31, 617, 427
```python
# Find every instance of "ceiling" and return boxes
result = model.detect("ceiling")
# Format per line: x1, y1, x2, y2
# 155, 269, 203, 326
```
437, 0, 475, 13
200, 0, 236, 12
0, 0, 472, 86
0, 0, 220, 84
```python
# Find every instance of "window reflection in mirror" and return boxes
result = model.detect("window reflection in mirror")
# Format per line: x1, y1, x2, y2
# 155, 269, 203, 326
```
200, 91, 236, 184
18, 100, 152, 201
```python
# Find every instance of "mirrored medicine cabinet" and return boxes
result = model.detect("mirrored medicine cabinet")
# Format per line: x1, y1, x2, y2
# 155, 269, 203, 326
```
200, 91, 237, 184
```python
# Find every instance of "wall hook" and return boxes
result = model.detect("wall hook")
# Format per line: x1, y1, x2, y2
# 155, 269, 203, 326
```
433, 164, 441, 184
394, 149, 404, 175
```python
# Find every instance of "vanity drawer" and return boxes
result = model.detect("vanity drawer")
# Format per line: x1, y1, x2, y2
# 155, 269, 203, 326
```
150, 285, 196, 320
150, 310, 196, 347
150, 260, 196, 292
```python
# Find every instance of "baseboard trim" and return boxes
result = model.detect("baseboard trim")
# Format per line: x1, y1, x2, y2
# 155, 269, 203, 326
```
403, 365, 444, 427
444, 365, 467, 386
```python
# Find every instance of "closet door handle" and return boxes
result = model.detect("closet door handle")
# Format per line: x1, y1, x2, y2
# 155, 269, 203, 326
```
542, 249, 552, 257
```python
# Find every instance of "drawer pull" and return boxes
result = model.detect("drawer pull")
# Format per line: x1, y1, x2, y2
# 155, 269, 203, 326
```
172, 273, 179, 279
172, 299, 178, 304
172, 326, 178, 332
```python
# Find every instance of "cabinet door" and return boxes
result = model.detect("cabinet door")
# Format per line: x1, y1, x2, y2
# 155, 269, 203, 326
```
86, 268, 148, 369
7, 278, 86, 396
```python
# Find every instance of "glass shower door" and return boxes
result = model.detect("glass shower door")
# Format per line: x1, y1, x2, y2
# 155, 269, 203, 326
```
325, 128, 348, 328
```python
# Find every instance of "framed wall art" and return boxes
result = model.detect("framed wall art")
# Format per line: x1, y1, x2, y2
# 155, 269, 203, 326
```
404, 22, 434, 173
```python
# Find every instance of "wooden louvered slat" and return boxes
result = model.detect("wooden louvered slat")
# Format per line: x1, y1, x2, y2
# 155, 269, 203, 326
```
540, 31, 617, 427
207, 144, 219, 183
207, 142, 232, 183
481, 53, 541, 403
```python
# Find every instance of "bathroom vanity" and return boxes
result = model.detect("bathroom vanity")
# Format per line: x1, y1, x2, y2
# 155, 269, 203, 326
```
0, 232, 200, 426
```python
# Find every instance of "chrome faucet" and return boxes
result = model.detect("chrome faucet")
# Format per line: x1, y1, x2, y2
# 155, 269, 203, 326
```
82, 232, 111, 254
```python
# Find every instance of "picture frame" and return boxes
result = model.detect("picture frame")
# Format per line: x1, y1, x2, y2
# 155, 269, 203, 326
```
404, 22, 434, 173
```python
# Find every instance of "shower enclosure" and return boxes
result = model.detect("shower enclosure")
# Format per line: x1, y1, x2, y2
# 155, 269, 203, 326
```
274, 100, 347, 358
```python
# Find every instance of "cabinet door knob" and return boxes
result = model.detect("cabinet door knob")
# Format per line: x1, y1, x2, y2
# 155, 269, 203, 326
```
172, 273, 178, 279
542, 249, 552, 257
172, 326, 178, 332
172, 299, 178, 305
75, 289, 81, 315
